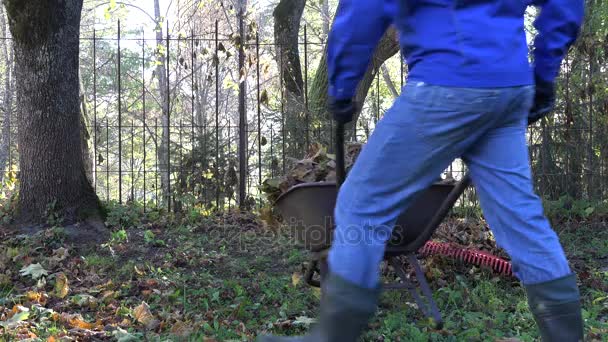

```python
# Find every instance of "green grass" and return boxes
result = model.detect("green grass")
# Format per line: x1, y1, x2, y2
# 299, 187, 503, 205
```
0, 206, 606, 341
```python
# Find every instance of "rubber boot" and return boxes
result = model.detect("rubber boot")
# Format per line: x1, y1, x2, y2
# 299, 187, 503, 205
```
256, 272, 381, 342
524, 274, 584, 342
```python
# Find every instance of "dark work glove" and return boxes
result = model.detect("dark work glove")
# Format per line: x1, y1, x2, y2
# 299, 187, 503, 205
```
529, 75, 556, 125
329, 97, 357, 124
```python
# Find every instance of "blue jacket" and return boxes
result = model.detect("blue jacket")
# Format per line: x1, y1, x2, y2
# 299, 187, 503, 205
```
327, 0, 585, 100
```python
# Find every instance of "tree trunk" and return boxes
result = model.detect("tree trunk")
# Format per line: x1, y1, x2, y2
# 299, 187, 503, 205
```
4, 0, 101, 223
321, 0, 330, 39
79, 70, 94, 185
237, 0, 248, 207
154, 0, 171, 208
308, 27, 400, 143
273, 1, 400, 153
382, 64, 399, 99
273, 0, 307, 158
0, 7, 13, 184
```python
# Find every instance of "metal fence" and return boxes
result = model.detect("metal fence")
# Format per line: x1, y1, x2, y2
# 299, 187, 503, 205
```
0, 21, 606, 212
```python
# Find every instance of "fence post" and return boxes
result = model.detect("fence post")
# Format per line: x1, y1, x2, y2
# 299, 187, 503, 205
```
238, 7, 247, 208
190, 28, 195, 211
131, 119, 134, 201
106, 118, 110, 202
256, 34, 262, 193
93, 29, 97, 192
215, 20, 220, 208
142, 28, 147, 211
166, 21, 172, 212
280, 48, 285, 174
117, 20, 123, 204
155, 118, 159, 206
304, 25, 309, 150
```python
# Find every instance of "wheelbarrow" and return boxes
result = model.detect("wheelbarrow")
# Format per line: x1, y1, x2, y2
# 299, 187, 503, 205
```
273, 123, 487, 329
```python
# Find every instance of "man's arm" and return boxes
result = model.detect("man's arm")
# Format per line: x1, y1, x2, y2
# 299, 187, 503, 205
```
532, 0, 585, 82
327, 0, 392, 101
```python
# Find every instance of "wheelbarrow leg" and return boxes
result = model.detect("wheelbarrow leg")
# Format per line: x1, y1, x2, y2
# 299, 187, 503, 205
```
387, 255, 443, 330
319, 257, 329, 283
304, 249, 329, 288
304, 259, 321, 287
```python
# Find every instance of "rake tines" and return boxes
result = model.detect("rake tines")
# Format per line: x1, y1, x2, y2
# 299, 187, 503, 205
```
419, 241, 514, 277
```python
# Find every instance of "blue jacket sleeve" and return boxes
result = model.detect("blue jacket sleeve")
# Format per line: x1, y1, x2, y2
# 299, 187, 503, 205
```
327, 0, 392, 100
532, 0, 585, 82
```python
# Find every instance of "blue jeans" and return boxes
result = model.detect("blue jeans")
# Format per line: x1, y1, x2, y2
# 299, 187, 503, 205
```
328, 82, 572, 288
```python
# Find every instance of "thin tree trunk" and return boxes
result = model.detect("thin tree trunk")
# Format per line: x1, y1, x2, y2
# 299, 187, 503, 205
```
154, 0, 170, 208
79, 70, 94, 185
0, 7, 13, 184
237, 0, 248, 207
382, 64, 399, 99
321, 0, 330, 39
4, 0, 102, 223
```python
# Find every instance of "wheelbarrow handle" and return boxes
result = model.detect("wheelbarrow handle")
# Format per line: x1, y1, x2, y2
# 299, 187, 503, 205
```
335, 123, 346, 187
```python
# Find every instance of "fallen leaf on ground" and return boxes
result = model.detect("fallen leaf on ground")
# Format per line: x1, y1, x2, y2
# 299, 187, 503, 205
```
19, 263, 48, 280
54, 272, 69, 299
71, 294, 97, 308
112, 327, 139, 342
50, 247, 69, 262
101, 290, 117, 303
59, 313, 96, 330
0, 309, 29, 328
134, 301, 159, 330
291, 272, 301, 287
171, 320, 193, 337
25, 291, 47, 305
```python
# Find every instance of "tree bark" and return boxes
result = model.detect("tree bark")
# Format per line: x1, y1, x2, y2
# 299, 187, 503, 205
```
308, 27, 400, 142
4, 0, 102, 223
273, 0, 307, 158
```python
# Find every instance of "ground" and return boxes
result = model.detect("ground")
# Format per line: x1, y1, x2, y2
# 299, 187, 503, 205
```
0, 203, 607, 341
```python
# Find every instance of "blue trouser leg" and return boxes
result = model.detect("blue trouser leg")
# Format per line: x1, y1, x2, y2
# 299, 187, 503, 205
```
462, 108, 572, 285
328, 83, 572, 289
329, 82, 512, 288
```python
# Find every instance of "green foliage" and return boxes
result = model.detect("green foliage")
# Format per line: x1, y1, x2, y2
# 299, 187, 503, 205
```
450, 204, 484, 219
143, 229, 155, 244
0, 170, 18, 225
543, 195, 608, 222
110, 229, 128, 243
103, 201, 144, 229
144, 229, 166, 247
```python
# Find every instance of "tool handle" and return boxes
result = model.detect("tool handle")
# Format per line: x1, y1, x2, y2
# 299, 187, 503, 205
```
335, 123, 346, 187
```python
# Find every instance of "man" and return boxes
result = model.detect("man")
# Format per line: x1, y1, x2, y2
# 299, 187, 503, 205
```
259, 0, 585, 341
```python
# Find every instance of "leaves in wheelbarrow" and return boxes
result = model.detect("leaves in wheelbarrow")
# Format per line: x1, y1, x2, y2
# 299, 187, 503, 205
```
260, 142, 364, 202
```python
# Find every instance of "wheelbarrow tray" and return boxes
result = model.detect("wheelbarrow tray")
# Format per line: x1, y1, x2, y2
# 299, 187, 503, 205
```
274, 180, 459, 254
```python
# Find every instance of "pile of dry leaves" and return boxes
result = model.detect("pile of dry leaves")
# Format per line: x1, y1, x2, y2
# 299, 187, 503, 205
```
260, 142, 363, 202
433, 218, 507, 258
